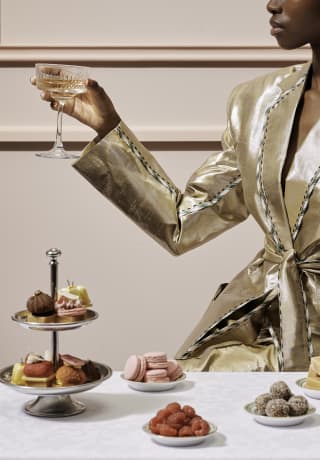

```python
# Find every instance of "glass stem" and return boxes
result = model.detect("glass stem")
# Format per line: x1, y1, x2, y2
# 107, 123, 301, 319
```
55, 102, 65, 149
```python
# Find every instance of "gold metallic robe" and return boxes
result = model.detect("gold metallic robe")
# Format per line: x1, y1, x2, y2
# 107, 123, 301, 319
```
74, 61, 320, 372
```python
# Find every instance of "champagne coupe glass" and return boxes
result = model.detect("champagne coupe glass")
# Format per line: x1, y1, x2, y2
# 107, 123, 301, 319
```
35, 63, 89, 159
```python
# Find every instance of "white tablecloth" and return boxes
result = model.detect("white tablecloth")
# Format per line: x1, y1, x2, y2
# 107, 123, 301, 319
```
0, 371, 319, 460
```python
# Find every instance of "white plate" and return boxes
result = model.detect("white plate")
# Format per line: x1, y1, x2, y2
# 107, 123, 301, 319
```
120, 373, 186, 392
244, 402, 316, 426
296, 378, 320, 399
143, 422, 217, 447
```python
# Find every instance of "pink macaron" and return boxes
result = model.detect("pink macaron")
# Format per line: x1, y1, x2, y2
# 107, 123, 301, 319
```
144, 351, 168, 369
123, 355, 147, 381
167, 359, 183, 381
144, 368, 169, 383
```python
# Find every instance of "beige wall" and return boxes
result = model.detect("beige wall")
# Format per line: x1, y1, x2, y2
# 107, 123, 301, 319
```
0, 1, 310, 370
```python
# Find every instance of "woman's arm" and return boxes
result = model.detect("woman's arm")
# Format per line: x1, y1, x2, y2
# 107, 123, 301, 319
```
36, 77, 249, 254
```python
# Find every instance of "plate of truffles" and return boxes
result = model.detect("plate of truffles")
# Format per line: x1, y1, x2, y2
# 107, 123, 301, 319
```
245, 380, 316, 426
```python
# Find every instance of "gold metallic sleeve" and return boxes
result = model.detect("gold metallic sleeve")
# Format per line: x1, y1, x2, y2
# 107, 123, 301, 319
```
73, 116, 249, 255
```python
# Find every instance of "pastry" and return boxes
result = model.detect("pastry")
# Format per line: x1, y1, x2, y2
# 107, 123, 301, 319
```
265, 399, 290, 417
254, 393, 273, 416
149, 402, 210, 437
55, 282, 91, 320
123, 352, 183, 382
11, 362, 25, 385
60, 354, 86, 368
56, 353, 90, 386
23, 356, 55, 387
56, 365, 86, 386
123, 355, 146, 381
253, 381, 308, 418
55, 292, 87, 320
82, 360, 100, 382
59, 282, 91, 306
144, 351, 168, 369
288, 396, 309, 416
144, 369, 169, 383
26, 290, 56, 322
167, 359, 183, 381
305, 356, 320, 390
270, 381, 292, 400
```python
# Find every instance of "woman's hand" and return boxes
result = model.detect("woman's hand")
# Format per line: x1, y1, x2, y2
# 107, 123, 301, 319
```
31, 77, 121, 139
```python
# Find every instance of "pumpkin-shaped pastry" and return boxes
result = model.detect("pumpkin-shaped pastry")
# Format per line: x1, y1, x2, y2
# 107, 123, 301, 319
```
26, 290, 55, 316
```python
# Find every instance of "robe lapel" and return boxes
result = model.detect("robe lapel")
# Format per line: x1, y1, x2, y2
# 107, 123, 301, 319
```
285, 118, 320, 239
261, 62, 310, 251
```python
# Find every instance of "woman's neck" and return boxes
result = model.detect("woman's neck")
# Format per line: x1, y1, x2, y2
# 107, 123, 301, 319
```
311, 47, 320, 90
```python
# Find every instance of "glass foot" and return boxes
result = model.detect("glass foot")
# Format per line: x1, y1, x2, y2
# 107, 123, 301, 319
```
24, 395, 86, 417
36, 146, 80, 159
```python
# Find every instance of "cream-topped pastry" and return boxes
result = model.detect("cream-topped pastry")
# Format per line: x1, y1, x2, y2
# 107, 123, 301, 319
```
55, 283, 91, 319
305, 356, 320, 390
55, 292, 87, 318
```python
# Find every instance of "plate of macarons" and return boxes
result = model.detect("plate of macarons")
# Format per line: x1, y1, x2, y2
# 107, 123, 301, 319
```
121, 352, 186, 392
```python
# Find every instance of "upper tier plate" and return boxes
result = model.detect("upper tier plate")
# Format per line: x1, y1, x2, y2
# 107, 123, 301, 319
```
12, 309, 98, 331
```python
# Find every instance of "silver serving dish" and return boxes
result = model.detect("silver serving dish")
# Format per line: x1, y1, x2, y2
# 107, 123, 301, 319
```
12, 309, 98, 331
0, 362, 112, 417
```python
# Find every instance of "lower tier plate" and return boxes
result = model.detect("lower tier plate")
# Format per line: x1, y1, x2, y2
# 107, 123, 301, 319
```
0, 362, 112, 396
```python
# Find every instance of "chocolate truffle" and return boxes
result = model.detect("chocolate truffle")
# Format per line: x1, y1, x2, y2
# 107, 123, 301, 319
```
288, 395, 309, 416
265, 399, 290, 417
270, 381, 292, 400
254, 393, 273, 415
26, 290, 55, 316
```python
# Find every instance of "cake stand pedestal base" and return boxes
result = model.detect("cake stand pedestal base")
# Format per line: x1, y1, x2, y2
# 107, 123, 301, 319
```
24, 395, 86, 417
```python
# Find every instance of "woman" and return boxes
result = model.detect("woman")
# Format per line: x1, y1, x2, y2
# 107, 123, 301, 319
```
37, 0, 320, 371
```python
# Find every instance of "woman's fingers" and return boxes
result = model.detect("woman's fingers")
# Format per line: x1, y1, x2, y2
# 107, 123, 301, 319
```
50, 100, 59, 111
86, 78, 99, 89
40, 91, 54, 102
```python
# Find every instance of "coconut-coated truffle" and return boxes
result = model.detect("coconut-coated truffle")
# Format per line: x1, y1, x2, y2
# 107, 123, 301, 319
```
265, 399, 290, 417
270, 381, 292, 400
254, 393, 273, 415
288, 395, 309, 416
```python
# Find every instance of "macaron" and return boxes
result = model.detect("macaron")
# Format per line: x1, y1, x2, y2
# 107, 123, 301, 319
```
167, 359, 183, 381
144, 351, 168, 369
123, 354, 146, 381
144, 368, 169, 383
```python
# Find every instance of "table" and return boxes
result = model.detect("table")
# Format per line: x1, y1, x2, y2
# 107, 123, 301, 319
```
0, 372, 319, 460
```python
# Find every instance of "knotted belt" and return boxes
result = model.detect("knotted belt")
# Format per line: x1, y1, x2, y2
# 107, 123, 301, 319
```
263, 241, 318, 371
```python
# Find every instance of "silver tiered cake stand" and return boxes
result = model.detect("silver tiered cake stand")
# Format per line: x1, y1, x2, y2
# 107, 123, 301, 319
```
0, 248, 112, 418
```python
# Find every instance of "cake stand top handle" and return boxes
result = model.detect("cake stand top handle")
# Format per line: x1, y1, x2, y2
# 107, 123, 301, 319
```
46, 248, 62, 260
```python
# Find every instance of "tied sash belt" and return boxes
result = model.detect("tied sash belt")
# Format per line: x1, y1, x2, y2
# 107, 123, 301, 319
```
263, 243, 319, 371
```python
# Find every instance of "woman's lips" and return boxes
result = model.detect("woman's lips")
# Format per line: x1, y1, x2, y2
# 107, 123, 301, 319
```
270, 20, 284, 36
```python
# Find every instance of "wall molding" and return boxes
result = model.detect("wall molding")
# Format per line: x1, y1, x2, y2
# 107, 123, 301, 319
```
0, 125, 224, 143
0, 46, 311, 67
0, 45, 311, 147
